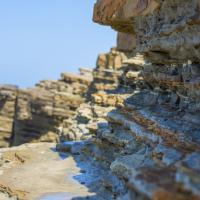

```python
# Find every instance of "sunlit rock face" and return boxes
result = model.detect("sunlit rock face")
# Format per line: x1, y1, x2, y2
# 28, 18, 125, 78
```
0, 70, 93, 147
136, 0, 200, 63
92, 0, 200, 199
0, 1, 200, 199
93, 0, 159, 33
0, 85, 18, 148
94, 0, 200, 63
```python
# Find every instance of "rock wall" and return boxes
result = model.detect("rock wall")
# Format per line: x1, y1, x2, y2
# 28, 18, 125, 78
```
0, 69, 93, 147
72, 1, 200, 199
94, 0, 200, 63
0, 85, 18, 148
0, 1, 200, 199
60, 48, 131, 142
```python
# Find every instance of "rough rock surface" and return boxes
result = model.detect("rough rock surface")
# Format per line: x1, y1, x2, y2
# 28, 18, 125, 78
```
93, 0, 159, 33
79, 1, 200, 199
0, 142, 120, 200
117, 32, 136, 52
0, 69, 93, 147
0, 1, 200, 200
94, 0, 200, 63
0, 85, 18, 148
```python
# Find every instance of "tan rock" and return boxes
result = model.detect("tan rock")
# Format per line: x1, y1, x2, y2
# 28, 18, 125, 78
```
117, 32, 136, 52
0, 69, 91, 147
0, 86, 18, 148
93, 0, 159, 33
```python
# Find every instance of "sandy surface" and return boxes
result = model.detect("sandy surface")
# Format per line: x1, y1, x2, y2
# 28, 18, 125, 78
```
0, 143, 96, 200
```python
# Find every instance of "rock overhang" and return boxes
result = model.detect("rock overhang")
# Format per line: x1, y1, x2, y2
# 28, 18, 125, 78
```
93, 0, 159, 34
93, 0, 200, 63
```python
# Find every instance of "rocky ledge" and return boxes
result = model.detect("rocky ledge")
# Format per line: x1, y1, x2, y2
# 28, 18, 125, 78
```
0, 0, 200, 200
0, 69, 93, 148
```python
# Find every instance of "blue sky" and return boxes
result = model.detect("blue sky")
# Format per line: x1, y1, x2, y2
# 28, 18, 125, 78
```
0, 1, 116, 87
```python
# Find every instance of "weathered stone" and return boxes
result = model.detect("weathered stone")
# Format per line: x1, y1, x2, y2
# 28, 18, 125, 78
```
93, 0, 159, 33
0, 1, 200, 199
0, 69, 92, 147
94, 0, 200, 63
117, 32, 136, 52
96, 47, 127, 70
0, 85, 18, 148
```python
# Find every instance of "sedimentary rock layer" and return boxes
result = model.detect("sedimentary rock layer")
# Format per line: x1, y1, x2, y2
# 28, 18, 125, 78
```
0, 85, 18, 148
94, 0, 200, 63
0, 1, 200, 199
0, 70, 93, 147
73, 1, 200, 199
93, 0, 159, 33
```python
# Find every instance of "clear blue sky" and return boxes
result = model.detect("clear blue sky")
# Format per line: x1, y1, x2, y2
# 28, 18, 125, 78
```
0, 1, 116, 87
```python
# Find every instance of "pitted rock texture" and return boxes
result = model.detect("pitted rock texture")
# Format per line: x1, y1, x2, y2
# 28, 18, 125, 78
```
93, 0, 159, 33
70, 46, 200, 199
94, 0, 200, 63
67, 1, 200, 198
0, 85, 18, 148
136, 0, 200, 63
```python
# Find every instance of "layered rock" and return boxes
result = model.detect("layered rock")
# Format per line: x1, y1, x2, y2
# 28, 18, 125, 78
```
55, 48, 149, 199
0, 1, 200, 199
90, 1, 200, 199
94, 0, 200, 63
73, 50, 200, 199
0, 70, 93, 147
60, 48, 140, 141
0, 85, 18, 148
93, 0, 159, 33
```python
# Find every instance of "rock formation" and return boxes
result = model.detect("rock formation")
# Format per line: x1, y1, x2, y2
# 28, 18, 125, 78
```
85, 1, 200, 199
0, 85, 18, 148
0, 1, 200, 199
0, 69, 93, 147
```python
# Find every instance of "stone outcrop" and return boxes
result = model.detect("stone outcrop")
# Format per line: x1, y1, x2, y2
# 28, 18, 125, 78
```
1, 42, 199, 199
117, 32, 136, 52
0, 85, 18, 148
94, 0, 200, 63
42, 50, 129, 142
61, 47, 200, 199
93, 0, 159, 33
77, 1, 200, 199
0, 1, 200, 200
0, 69, 93, 147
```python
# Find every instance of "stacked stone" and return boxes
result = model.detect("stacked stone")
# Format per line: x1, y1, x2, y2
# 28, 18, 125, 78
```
79, 49, 149, 199
12, 88, 59, 146
60, 49, 123, 141
0, 1, 200, 199
89, 1, 200, 199
56, 46, 148, 199
91, 47, 126, 92
0, 70, 93, 147
0, 85, 18, 148
61, 48, 141, 142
